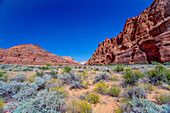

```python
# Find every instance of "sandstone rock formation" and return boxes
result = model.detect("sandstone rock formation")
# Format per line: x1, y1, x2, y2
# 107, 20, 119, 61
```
86, 0, 170, 65
0, 44, 81, 65
62, 56, 76, 62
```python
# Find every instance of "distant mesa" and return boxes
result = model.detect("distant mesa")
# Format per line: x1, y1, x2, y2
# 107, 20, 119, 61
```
0, 44, 81, 66
86, 0, 170, 65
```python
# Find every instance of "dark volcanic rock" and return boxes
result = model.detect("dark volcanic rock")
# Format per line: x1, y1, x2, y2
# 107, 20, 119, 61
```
86, 0, 170, 65
0, 44, 81, 65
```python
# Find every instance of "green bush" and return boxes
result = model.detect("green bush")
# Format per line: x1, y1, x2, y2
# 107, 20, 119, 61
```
68, 100, 93, 113
155, 94, 170, 104
109, 87, 121, 97
86, 94, 100, 104
163, 62, 170, 65
123, 69, 143, 86
46, 63, 53, 67
147, 65, 170, 85
0, 71, 8, 82
22, 68, 33, 71
94, 81, 108, 95
39, 66, 49, 70
35, 71, 44, 77
0, 71, 6, 77
151, 61, 162, 65
115, 65, 124, 72
0, 99, 4, 112
63, 66, 72, 73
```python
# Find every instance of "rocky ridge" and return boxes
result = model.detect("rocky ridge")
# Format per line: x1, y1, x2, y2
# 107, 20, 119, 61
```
0, 44, 81, 65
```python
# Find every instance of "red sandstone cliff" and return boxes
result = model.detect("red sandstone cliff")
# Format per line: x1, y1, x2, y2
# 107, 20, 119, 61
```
0, 44, 81, 65
86, 0, 170, 65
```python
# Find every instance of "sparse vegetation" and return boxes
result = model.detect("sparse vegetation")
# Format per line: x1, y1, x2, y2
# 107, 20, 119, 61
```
0, 63, 170, 113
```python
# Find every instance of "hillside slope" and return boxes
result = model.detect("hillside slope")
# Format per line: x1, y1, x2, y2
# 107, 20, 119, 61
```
0, 44, 81, 65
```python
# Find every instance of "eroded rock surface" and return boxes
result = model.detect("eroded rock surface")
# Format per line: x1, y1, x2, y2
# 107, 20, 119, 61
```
86, 0, 170, 65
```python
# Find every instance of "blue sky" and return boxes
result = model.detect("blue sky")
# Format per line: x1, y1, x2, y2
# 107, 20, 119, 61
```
0, 0, 154, 62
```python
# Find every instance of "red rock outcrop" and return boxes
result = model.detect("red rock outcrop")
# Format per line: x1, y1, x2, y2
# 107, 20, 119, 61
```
62, 56, 76, 62
86, 0, 170, 65
0, 44, 81, 65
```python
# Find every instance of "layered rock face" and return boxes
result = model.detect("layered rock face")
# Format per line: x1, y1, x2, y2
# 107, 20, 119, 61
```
86, 0, 170, 65
0, 44, 81, 65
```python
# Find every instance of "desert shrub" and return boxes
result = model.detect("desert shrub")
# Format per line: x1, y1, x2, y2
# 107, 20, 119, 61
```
0, 72, 6, 78
35, 71, 44, 77
67, 100, 93, 113
94, 68, 99, 71
83, 81, 90, 89
0, 71, 8, 82
147, 65, 170, 85
163, 62, 170, 65
63, 66, 72, 73
52, 87, 68, 98
8, 89, 65, 113
69, 81, 85, 90
78, 69, 84, 73
22, 68, 33, 71
127, 97, 170, 113
93, 72, 111, 83
58, 71, 82, 84
39, 66, 49, 70
103, 68, 111, 72
151, 61, 162, 65
94, 81, 108, 95
31, 77, 46, 90
27, 75, 36, 83
13, 84, 38, 100
68, 100, 93, 113
115, 65, 124, 72
110, 75, 118, 81
0, 99, 4, 112
58, 71, 85, 90
10, 74, 26, 82
155, 94, 170, 104
109, 87, 121, 97
161, 83, 170, 90
86, 94, 100, 104
123, 87, 146, 100
78, 66, 82, 69
46, 63, 53, 67
0, 81, 28, 99
123, 68, 143, 86
45, 71, 58, 78
139, 83, 154, 92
